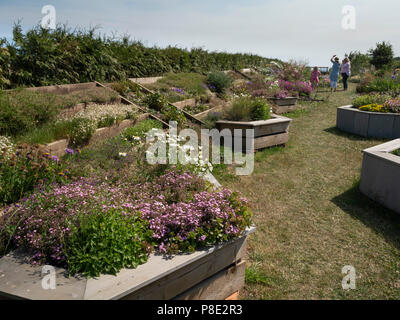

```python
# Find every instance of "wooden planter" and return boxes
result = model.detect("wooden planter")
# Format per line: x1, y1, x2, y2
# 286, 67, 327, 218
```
216, 115, 292, 152
337, 105, 400, 139
360, 139, 400, 214
271, 97, 298, 107
0, 227, 255, 300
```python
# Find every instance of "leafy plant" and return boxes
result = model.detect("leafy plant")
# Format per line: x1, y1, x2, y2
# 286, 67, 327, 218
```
224, 97, 271, 121
162, 104, 187, 126
206, 71, 232, 93
66, 209, 152, 277
143, 92, 167, 111
352, 94, 390, 108
358, 104, 387, 113
369, 41, 394, 70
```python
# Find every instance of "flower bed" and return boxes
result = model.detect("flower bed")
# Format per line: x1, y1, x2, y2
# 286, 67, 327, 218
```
0, 123, 254, 299
336, 105, 400, 139
360, 139, 400, 214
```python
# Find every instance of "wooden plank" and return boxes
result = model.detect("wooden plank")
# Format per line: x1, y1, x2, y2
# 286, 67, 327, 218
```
173, 260, 246, 300
119, 236, 248, 300
253, 132, 289, 151
225, 291, 240, 300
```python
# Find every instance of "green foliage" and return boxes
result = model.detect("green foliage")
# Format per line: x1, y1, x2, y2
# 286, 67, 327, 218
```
0, 89, 62, 136
348, 51, 371, 75
161, 105, 187, 126
122, 119, 163, 141
357, 78, 400, 95
245, 265, 269, 285
224, 97, 271, 121
66, 209, 152, 278
352, 94, 389, 108
206, 71, 232, 93
1, 24, 274, 89
0, 145, 70, 205
369, 41, 394, 70
111, 80, 140, 97
250, 99, 271, 121
143, 92, 167, 111
148, 72, 208, 98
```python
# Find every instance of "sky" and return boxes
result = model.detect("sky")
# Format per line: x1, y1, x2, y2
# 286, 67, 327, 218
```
0, 0, 399, 66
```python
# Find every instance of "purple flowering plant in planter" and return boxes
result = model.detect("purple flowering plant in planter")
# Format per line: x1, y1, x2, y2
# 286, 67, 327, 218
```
0, 169, 252, 277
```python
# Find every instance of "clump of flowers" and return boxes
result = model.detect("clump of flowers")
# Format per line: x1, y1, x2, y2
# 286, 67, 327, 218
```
278, 80, 312, 97
171, 87, 185, 95
383, 99, 400, 113
0, 136, 15, 161
60, 103, 138, 128
359, 104, 387, 113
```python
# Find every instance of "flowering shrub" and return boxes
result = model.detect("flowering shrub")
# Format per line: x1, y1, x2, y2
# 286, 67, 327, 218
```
278, 80, 312, 97
0, 144, 71, 205
0, 170, 252, 275
383, 99, 400, 113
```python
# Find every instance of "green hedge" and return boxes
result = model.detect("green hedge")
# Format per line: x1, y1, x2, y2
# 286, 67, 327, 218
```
0, 24, 277, 89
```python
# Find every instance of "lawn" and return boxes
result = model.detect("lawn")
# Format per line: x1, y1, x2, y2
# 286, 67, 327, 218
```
220, 84, 400, 299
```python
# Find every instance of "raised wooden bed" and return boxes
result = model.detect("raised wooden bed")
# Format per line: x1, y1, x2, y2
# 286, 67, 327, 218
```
337, 105, 400, 139
360, 139, 400, 214
42, 113, 149, 158
216, 115, 292, 152
270, 97, 297, 115
0, 227, 255, 300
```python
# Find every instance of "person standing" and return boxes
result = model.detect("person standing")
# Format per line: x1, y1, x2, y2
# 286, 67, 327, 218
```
330, 55, 341, 92
340, 58, 351, 91
310, 67, 321, 91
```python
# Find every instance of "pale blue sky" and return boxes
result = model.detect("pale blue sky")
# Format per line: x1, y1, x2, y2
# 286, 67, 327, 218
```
0, 0, 399, 66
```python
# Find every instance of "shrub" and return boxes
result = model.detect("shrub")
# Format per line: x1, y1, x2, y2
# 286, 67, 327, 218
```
224, 97, 271, 121
66, 209, 152, 277
0, 145, 70, 205
206, 71, 232, 93
357, 78, 400, 94
162, 105, 187, 126
278, 80, 312, 97
143, 92, 167, 111
352, 94, 390, 108
0, 90, 61, 136
369, 41, 394, 70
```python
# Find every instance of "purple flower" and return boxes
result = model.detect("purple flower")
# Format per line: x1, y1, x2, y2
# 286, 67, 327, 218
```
51, 155, 59, 162
65, 148, 74, 155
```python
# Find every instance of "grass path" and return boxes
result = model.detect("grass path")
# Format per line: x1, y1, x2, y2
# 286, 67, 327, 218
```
221, 85, 400, 299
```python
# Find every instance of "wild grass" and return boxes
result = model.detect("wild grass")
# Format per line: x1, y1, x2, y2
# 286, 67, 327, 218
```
219, 84, 400, 299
